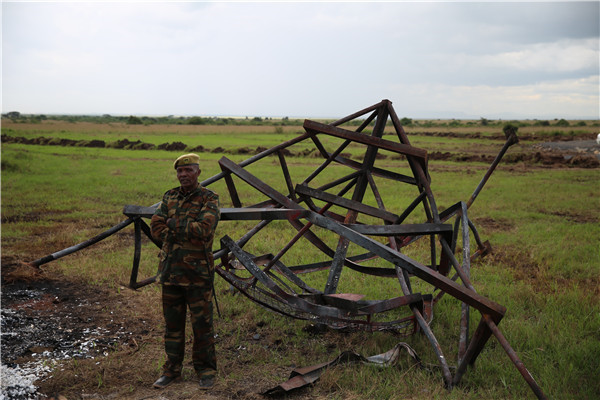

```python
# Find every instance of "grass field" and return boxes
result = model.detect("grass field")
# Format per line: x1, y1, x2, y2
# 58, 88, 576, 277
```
1, 119, 599, 399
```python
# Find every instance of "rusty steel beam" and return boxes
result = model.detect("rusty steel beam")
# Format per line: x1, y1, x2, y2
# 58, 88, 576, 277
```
325, 105, 388, 294
123, 204, 310, 222
295, 184, 402, 223
304, 210, 507, 321
29, 218, 135, 267
218, 156, 337, 258
303, 119, 429, 161
467, 127, 519, 208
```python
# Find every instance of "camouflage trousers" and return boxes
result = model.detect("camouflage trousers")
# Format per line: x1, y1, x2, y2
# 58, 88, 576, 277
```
161, 283, 216, 378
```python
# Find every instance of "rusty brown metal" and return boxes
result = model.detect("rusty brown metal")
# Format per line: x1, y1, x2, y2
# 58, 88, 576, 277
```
28, 100, 545, 398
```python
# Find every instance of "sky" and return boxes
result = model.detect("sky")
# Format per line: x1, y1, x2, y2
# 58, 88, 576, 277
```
2, 1, 599, 120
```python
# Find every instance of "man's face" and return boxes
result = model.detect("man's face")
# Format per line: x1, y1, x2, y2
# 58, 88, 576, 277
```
176, 165, 200, 192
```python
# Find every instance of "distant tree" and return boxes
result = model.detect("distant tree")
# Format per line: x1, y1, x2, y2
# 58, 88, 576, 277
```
6, 111, 20, 119
534, 120, 550, 126
188, 117, 207, 125
400, 117, 413, 126
127, 115, 143, 125
555, 119, 570, 127
480, 117, 489, 126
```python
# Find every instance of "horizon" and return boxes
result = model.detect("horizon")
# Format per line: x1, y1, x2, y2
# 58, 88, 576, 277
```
3, 2, 598, 121
3, 111, 599, 122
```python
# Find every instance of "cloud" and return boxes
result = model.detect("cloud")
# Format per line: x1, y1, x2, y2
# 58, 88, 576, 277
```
388, 75, 600, 119
2, 2, 598, 118
479, 38, 599, 74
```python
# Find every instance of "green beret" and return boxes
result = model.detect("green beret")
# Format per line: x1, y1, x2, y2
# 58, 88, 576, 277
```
173, 153, 201, 169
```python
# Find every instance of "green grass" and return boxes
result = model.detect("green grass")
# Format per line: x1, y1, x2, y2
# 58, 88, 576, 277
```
1, 124, 599, 399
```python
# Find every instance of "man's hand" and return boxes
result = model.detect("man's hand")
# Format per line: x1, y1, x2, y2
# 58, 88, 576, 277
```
167, 218, 177, 230
165, 218, 178, 243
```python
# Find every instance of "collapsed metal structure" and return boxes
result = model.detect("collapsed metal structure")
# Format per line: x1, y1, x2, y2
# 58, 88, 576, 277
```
30, 100, 545, 398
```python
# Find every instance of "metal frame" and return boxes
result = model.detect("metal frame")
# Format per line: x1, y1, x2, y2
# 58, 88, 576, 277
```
29, 100, 545, 398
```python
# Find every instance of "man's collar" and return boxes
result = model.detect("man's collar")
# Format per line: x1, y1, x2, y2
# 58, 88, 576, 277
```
179, 182, 200, 195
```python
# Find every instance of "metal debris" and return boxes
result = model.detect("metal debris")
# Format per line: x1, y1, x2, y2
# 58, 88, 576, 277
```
262, 342, 421, 396
28, 100, 546, 398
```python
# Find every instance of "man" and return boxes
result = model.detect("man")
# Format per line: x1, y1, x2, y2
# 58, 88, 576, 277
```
150, 153, 221, 390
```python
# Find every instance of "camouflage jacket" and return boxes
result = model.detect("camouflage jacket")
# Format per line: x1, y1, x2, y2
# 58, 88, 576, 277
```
151, 184, 220, 286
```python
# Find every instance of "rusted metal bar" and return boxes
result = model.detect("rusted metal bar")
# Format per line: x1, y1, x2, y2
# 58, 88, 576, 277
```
129, 218, 142, 288
218, 156, 336, 257
29, 218, 135, 267
200, 131, 314, 187
301, 139, 352, 186
345, 223, 453, 239
466, 129, 519, 208
453, 315, 493, 385
329, 100, 384, 126
277, 149, 297, 202
123, 205, 310, 222
306, 210, 506, 321
325, 154, 417, 185
312, 170, 361, 193
138, 218, 162, 248
221, 163, 242, 208
324, 105, 388, 294
458, 202, 471, 365
296, 184, 402, 223
392, 258, 453, 389
304, 119, 428, 161
287, 252, 378, 274
413, 302, 454, 388
264, 179, 357, 274
482, 313, 547, 400
221, 235, 407, 324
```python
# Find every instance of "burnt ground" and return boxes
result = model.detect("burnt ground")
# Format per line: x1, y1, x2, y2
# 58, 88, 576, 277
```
1, 262, 298, 400
1, 138, 599, 399
0, 264, 322, 400
0, 266, 163, 400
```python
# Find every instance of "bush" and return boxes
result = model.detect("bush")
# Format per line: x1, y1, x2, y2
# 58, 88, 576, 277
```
555, 118, 570, 127
188, 117, 207, 125
400, 117, 413, 126
127, 115, 143, 125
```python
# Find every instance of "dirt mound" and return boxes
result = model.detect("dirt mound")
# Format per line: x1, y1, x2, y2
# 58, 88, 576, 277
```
3, 133, 599, 168
532, 139, 600, 168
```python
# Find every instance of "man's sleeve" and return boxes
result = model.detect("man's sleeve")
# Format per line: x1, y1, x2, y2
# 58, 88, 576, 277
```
150, 196, 170, 243
186, 192, 220, 242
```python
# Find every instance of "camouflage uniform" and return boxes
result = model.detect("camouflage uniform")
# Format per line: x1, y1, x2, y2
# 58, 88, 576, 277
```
151, 184, 220, 379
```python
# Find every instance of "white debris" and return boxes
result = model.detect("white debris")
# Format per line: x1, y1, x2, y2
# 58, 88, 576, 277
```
0, 362, 52, 400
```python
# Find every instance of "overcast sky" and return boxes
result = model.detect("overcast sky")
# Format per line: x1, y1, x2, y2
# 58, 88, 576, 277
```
2, 1, 599, 119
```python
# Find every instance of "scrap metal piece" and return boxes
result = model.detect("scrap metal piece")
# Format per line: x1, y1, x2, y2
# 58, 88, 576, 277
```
262, 342, 422, 396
